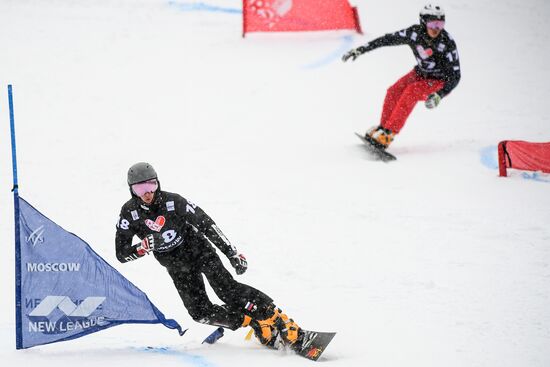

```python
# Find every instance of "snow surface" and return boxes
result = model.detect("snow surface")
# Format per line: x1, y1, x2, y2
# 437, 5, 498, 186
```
1, 0, 549, 366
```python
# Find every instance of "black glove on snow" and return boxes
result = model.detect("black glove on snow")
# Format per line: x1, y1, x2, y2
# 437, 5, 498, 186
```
229, 253, 248, 275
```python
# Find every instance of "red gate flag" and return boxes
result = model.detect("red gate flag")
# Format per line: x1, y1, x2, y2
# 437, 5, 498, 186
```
498, 140, 550, 177
243, 0, 362, 36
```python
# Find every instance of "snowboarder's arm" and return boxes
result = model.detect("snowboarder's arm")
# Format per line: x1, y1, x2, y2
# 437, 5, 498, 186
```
115, 211, 144, 263
437, 39, 461, 99
361, 26, 415, 52
176, 196, 237, 258
343, 26, 415, 62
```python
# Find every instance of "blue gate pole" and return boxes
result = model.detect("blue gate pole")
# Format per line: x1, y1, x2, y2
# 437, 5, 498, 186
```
9, 85, 23, 349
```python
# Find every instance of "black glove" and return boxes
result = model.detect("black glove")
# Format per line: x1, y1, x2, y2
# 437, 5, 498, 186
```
425, 93, 441, 109
342, 46, 368, 62
137, 234, 157, 256
229, 253, 248, 275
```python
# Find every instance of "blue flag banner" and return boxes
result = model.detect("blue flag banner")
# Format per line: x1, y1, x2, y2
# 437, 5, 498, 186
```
17, 197, 185, 349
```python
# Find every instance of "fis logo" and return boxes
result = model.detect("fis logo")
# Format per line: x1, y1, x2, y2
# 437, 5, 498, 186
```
25, 225, 45, 247
27, 296, 107, 335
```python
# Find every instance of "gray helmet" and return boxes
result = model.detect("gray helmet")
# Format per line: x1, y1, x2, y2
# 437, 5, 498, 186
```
127, 162, 157, 185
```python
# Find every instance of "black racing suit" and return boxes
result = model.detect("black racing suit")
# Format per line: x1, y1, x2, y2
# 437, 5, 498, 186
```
115, 189, 273, 330
361, 24, 461, 98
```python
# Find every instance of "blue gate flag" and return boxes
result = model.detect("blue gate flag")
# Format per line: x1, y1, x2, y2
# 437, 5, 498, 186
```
17, 197, 185, 349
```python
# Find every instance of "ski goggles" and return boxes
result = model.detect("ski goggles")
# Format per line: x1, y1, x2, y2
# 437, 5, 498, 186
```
426, 20, 445, 30
131, 179, 158, 196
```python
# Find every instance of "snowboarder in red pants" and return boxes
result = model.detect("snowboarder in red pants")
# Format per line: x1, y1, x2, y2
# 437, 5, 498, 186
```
343, 4, 461, 149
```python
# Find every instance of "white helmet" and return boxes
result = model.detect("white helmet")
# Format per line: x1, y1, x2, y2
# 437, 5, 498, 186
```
419, 4, 445, 24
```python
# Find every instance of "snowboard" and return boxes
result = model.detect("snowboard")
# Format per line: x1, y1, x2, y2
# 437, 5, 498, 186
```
355, 132, 397, 162
205, 327, 336, 361
294, 329, 336, 361
202, 327, 224, 344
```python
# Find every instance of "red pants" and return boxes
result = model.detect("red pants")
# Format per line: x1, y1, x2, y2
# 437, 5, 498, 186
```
380, 70, 444, 134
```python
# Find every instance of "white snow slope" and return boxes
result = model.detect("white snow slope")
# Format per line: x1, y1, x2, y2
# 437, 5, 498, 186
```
0, 1, 549, 366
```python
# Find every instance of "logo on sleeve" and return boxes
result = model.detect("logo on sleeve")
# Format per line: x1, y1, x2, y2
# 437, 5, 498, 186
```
145, 216, 166, 232
416, 45, 433, 59
166, 201, 175, 211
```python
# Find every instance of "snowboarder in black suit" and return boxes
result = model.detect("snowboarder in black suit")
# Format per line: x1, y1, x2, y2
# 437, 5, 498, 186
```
115, 162, 301, 348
